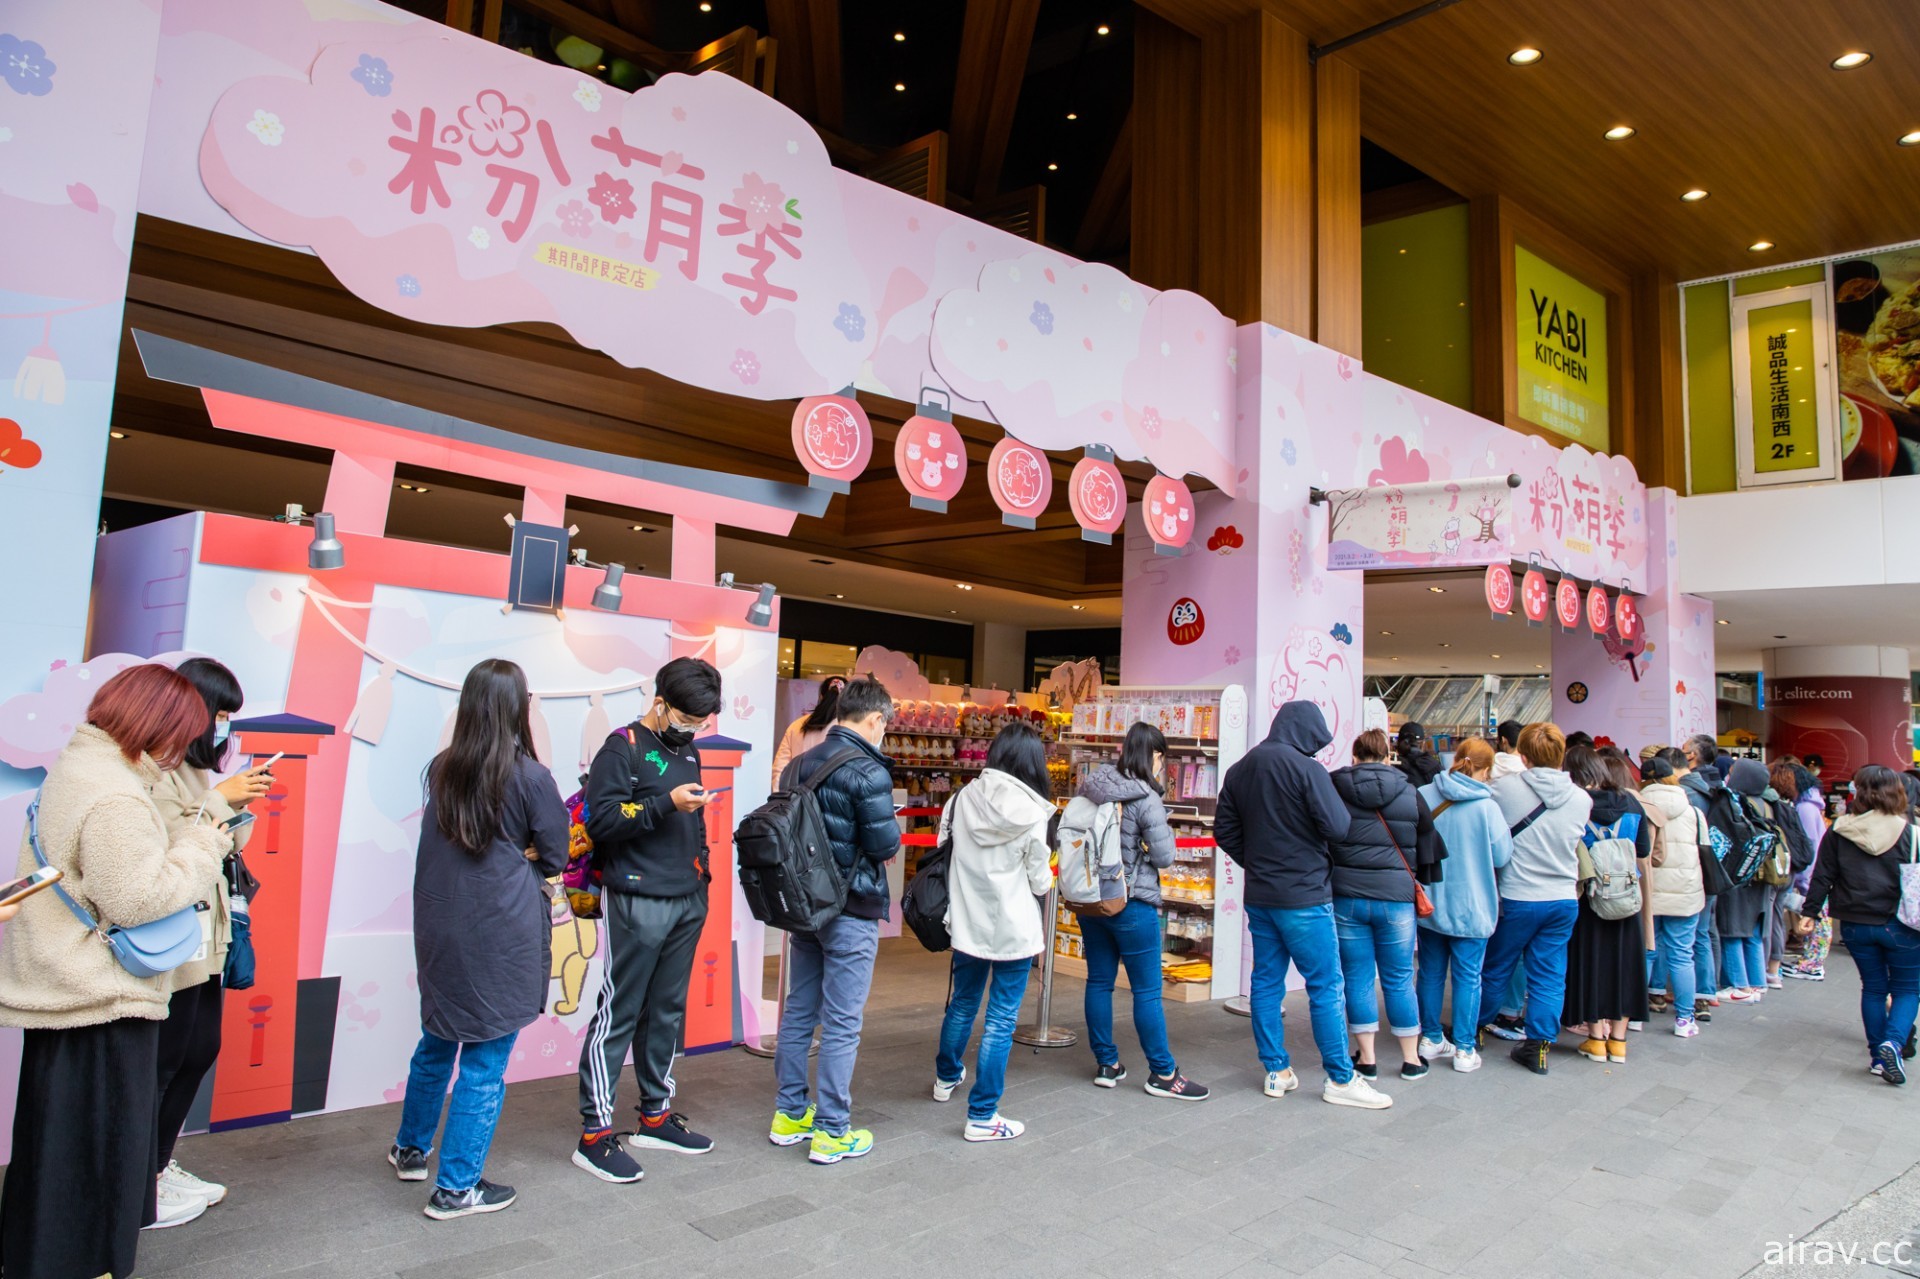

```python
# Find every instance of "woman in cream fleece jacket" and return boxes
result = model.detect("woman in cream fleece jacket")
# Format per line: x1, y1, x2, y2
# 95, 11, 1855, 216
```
0, 665, 231, 1279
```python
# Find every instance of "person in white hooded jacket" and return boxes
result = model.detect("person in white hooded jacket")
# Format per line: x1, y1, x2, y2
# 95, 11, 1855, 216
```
931, 723, 1056, 1140
1638, 755, 1707, 1037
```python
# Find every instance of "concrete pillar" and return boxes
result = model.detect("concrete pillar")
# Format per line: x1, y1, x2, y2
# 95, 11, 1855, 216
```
1764, 645, 1912, 780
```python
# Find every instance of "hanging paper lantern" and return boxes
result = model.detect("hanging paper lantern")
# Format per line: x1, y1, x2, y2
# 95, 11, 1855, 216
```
1586, 585, 1612, 635
1616, 592, 1641, 644
1554, 577, 1582, 631
1142, 474, 1195, 555
894, 387, 967, 512
1069, 445, 1126, 543
1522, 567, 1550, 627
791, 388, 872, 492
987, 436, 1053, 528
1484, 564, 1515, 618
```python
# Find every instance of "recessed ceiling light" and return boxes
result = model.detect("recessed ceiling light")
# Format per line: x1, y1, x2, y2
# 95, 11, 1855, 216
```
108, 430, 127, 439
1507, 47, 1543, 65
1534, 663, 1544, 669
956, 583, 973, 590
1681, 188, 1710, 202
1047, 162, 1059, 171
1427, 586, 1446, 594
1603, 125, 1635, 141
830, 593, 844, 599
1490, 654, 1502, 659
1438, 643, 1451, 648
1716, 618, 1730, 626
1066, 111, 1078, 120
698, 1, 711, 10
1071, 604, 1084, 611
1096, 23, 1111, 35
414, 487, 430, 494
894, 82, 906, 92
893, 31, 905, 42
1830, 51, 1872, 69
948, 609, 958, 615
1391, 656, 1401, 661
1900, 130, 1920, 147
1379, 630, 1394, 636
1748, 240, 1774, 252
397, 482, 414, 490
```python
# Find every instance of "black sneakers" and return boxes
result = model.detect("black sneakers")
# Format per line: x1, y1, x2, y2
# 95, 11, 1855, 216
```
1093, 1063, 1128, 1089
387, 1144, 429, 1182
629, 1111, 715, 1155
1905, 1026, 1917, 1061
572, 1130, 644, 1183
1144, 1072, 1211, 1101
1400, 1058, 1430, 1081
424, 1178, 516, 1220
1510, 1039, 1550, 1075
1483, 1014, 1526, 1041
1353, 1060, 1379, 1079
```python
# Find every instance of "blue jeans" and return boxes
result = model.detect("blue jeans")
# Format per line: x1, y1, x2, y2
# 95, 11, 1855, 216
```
1841, 920, 1920, 1055
1246, 902, 1353, 1083
1334, 898, 1419, 1036
1499, 965, 1526, 1017
395, 1029, 516, 1193
1721, 915, 1767, 989
936, 951, 1032, 1121
1081, 899, 1176, 1077
1653, 914, 1699, 1015
775, 913, 880, 1137
1477, 898, 1579, 1042
1416, 928, 1488, 1047
1694, 903, 1719, 997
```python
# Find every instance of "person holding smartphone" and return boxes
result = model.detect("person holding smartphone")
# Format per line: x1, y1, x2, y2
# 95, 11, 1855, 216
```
146, 658, 270, 1227
572, 657, 723, 1183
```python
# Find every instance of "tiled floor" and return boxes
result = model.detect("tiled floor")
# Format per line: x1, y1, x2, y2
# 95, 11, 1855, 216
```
127, 939, 1920, 1279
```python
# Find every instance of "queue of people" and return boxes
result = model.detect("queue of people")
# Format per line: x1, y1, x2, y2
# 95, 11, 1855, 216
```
8, 656, 1911, 1275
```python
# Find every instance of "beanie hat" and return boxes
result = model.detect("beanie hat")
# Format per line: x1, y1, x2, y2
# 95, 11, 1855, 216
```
1728, 758, 1770, 797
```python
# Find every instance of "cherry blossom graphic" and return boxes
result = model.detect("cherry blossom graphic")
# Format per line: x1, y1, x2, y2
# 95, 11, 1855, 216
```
732, 694, 757, 721
458, 88, 530, 158
730, 349, 761, 385
1029, 301, 1054, 335
587, 172, 635, 224
350, 53, 393, 97
728, 172, 787, 236
834, 303, 866, 342
0, 35, 55, 97
0, 418, 42, 473
395, 274, 421, 297
556, 199, 593, 237
246, 108, 284, 146
1368, 436, 1429, 487
1223, 645, 1243, 666
572, 79, 603, 112
1139, 406, 1162, 439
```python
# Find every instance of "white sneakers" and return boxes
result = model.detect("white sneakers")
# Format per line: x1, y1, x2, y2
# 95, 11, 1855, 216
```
1263, 1068, 1300, 1098
932, 1064, 966, 1103
1417, 1036, 1454, 1060
962, 1114, 1025, 1142
161, 1159, 228, 1206
1323, 1075, 1393, 1109
1452, 1048, 1482, 1073
142, 1161, 226, 1231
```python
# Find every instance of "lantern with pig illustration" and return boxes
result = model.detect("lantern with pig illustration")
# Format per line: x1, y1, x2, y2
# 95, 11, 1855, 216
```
894, 387, 968, 512
1142, 473, 1194, 554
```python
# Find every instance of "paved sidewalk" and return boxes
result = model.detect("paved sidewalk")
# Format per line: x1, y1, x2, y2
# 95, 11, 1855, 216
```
125, 941, 1920, 1279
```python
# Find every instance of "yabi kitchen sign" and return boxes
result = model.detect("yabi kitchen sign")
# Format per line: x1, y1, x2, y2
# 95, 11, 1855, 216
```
1515, 246, 1609, 451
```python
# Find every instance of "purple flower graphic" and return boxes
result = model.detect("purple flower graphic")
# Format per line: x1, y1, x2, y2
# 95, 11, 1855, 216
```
834, 303, 866, 342
556, 199, 593, 237
395, 274, 421, 298
1029, 301, 1054, 335
1, 35, 56, 96
730, 349, 761, 385
350, 53, 393, 97
1280, 438, 1298, 466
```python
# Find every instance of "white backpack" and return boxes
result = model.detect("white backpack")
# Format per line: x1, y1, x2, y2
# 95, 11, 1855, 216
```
1056, 797, 1127, 916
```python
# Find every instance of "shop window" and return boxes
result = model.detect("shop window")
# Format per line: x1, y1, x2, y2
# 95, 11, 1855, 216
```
777, 637, 797, 679
918, 653, 968, 686
797, 640, 858, 679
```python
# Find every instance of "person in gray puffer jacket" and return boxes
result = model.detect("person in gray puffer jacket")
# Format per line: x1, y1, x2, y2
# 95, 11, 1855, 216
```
1077, 760, 1178, 905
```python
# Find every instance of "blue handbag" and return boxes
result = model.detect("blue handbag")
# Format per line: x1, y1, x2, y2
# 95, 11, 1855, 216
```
26, 798, 207, 979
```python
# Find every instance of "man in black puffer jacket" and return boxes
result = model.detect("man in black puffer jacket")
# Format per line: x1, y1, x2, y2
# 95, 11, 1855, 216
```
771, 677, 900, 1165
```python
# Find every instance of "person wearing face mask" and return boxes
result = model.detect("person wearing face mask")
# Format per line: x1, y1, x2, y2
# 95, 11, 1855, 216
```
573, 658, 723, 1185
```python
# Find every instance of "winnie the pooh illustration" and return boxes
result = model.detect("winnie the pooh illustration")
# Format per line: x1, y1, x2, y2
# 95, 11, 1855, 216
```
548, 889, 599, 1016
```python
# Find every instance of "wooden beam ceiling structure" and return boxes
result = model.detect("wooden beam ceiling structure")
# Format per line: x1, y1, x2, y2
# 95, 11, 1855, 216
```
764, 0, 844, 131
948, 0, 1044, 202
117, 218, 1132, 599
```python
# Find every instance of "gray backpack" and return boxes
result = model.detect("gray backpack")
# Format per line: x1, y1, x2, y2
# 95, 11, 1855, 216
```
1056, 797, 1127, 916
1578, 812, 1644, 921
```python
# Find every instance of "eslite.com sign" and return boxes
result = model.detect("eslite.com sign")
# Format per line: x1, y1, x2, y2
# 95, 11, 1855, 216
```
1515, 246, 1609, 450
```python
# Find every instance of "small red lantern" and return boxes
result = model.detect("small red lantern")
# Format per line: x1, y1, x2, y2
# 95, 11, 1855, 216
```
1142, 474, 1195, 555
1555, 577, 1582, 631
1168, 597, 1205, 646
893, 387, 968, 513
1587, 585, 1612, 635
987, 435, 1052, 528
1485, 563, 1515, 618
1616, 592, 1641, 643
1069, 445, 1126, 544
1522, 567, 1549, 627
791, 388, 872, 492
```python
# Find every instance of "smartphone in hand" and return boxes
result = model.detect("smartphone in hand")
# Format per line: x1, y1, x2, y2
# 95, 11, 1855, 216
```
0, 866, 62, 909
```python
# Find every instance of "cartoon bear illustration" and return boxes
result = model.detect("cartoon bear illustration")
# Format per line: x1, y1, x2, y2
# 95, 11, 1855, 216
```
549, 890, 599, 1016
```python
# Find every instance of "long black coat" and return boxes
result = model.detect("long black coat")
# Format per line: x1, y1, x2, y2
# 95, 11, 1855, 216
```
414, 753, 570, 1043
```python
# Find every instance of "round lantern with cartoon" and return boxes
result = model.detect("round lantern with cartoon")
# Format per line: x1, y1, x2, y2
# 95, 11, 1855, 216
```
791, 389, 872, 491
1142, 474, 1195, 554
1069, 446, 1127, 542
987, 435, 1053, 528
894, 387, 968, 512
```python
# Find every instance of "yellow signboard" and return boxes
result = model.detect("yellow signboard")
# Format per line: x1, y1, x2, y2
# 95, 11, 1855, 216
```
1747, 298, 1820, 473
1515, 246, 1609, 449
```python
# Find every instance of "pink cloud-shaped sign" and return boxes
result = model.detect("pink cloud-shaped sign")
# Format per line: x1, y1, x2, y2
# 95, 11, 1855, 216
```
928, 253, 1237, 493
0, 653, 175, 771
200, 34, 871, 399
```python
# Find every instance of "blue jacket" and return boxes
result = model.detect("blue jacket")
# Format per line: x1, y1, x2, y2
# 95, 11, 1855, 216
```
1217, 702, 1351, 909
791, 726, 900, 921
1418, 770, 1511, 938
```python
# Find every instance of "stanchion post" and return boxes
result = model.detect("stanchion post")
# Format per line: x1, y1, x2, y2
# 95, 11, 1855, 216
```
742, 929, 817, 1058
1014, 889, 1077, 1049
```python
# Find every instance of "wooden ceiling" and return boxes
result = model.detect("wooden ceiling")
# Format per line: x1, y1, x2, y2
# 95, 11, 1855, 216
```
117, 217, 1130, 599
1144, 0, 1920, 281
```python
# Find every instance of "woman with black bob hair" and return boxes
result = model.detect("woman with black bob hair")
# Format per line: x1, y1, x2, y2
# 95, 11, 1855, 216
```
389, 659, 570, 1218
1798, 764, 1920, 1085
1075, 722, 1207, 1100
771, 674, 847, 785
931, 722, 1057, 1140
148, 657, 274, 1223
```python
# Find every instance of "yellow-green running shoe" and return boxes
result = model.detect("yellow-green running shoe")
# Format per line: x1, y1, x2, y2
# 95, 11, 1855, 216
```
769, 1106, 816, 1147
808, 1127, 874, 1165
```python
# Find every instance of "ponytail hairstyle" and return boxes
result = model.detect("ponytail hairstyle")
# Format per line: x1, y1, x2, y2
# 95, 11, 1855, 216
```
430, 659, 537, 855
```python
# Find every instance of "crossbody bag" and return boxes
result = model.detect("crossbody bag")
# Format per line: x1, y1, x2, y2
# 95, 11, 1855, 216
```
27, 797, 206, 978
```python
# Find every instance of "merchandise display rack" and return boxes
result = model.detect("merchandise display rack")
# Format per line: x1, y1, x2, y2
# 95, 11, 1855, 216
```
1051, 683, 1249, 1002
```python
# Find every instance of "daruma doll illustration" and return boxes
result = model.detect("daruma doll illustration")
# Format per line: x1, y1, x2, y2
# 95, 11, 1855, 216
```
895, 387, 968, 512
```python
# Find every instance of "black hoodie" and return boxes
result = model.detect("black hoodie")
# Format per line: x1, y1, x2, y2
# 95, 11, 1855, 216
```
1216, 702, 1352, 909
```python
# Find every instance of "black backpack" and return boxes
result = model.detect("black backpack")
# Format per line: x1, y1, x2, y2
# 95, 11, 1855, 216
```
1773, 799, 1818, 875
900, 822, 953, 953
735, 747, 862, 933
1704, 786, 1779, 889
